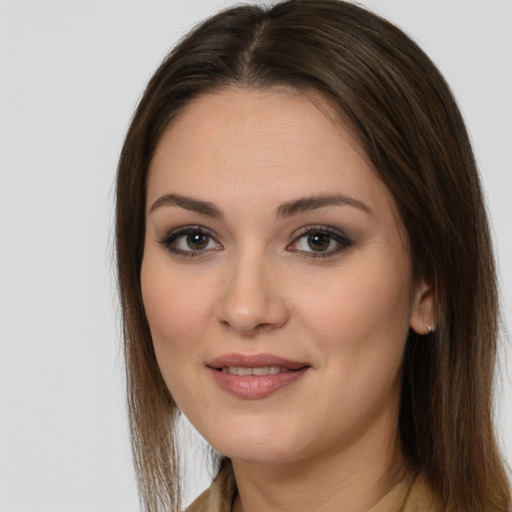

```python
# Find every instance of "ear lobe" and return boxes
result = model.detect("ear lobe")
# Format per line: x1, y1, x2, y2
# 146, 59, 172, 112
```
409, 279, 436, 335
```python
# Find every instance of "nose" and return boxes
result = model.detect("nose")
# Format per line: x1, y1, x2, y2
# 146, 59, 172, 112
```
215, 250, 290, 335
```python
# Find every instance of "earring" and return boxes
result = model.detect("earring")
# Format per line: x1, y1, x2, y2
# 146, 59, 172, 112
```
426, 323, 433, 333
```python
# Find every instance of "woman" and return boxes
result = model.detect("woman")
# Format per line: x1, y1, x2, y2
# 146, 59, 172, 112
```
115, 1, 511, 511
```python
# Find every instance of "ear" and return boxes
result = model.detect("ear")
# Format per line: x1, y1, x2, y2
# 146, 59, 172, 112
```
409, 278, 436, 335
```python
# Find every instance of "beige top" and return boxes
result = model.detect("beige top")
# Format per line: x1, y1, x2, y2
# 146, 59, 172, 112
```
185, 462, 445, 512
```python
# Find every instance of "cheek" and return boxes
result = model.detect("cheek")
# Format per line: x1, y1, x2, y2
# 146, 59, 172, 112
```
140, 255, 218, 411
140, 255, 214, 358
293, 259, 413, 357
290, 262, 412, 431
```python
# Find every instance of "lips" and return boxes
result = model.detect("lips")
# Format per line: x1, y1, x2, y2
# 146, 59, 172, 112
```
207, 353, 310, 399
208, 353, 308, 370
220, 366, 289, 376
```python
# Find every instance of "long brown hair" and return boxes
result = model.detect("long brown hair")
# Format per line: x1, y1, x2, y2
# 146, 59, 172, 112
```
115, 1, 511, 510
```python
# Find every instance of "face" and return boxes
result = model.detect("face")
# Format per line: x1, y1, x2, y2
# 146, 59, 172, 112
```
141, 87, 430, 466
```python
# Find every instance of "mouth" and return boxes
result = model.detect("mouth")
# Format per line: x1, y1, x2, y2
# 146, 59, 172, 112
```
206, 353, 311, 399
207, 353, 309, 371
217, 366, 293, 376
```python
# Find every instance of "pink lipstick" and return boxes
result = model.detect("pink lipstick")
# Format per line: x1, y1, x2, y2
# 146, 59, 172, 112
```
207, 353, 310, 399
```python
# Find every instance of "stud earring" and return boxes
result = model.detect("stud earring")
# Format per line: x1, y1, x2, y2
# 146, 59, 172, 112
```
426, 323, 433, 333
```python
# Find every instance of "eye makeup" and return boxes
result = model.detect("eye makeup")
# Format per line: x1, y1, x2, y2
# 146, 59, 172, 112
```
158, 223, 353, 260
287, 225, 352, 258
158, 225, 222, 257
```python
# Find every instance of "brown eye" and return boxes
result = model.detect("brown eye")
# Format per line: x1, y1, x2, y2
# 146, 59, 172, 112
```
160, 226, 222, 256
288, 227, 352, 258
307, 233, 331, 252
186, 232, 209, 250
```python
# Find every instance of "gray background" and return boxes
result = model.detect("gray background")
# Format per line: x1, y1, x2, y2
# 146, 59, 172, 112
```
1, 1, 511, 510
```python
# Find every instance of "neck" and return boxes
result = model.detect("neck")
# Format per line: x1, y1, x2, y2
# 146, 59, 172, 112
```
231, 416, 410, 512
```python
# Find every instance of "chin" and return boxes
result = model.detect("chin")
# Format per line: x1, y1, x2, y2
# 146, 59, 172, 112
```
217, 444, 297, 465
204, 422, 303, 465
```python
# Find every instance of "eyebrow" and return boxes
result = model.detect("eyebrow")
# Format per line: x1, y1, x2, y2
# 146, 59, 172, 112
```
149, 192, 373, 218
276, 194, 373, 218
149, 193, 222, 218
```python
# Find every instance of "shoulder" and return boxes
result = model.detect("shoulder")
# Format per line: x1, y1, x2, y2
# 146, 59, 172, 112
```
185, 487, 213, 512
403, 473, 444, 511
185, 466, 449, 512
369, 472, 447, 512
184, 460, 236, 512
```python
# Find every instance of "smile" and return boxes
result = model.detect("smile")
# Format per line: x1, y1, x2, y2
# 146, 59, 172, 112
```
220, 366, 291, 376
207, 354, 310, 399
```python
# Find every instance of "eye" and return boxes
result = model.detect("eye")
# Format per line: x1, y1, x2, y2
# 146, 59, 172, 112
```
159, 226, 222, 256
288, 227, 352, 257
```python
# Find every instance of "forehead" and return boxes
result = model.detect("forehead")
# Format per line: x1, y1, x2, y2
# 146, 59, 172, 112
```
147, 86, 393, 219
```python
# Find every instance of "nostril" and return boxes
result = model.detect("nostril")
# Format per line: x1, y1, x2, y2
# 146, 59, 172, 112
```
254, 322, 273, 331
215, 282, 290, 334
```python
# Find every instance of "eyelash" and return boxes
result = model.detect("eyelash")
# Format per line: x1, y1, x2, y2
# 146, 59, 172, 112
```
158, 225, 352, 258
288, 225, 352, 258
159, 226, 221, 257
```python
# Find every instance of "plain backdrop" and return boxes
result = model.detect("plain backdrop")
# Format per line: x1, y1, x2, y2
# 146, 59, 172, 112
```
1, 1, 511, 511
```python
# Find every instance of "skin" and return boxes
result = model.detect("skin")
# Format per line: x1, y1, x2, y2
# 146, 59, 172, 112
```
141, 87, 434, 512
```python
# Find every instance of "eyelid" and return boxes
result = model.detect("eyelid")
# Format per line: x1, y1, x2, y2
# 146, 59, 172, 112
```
287, 225, 352, 257
158, 224, 351, 258
159, 225, 223, 257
